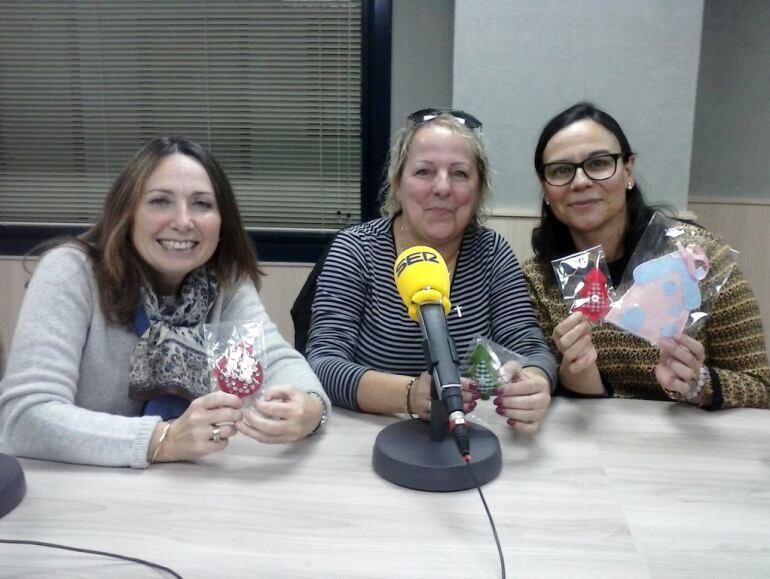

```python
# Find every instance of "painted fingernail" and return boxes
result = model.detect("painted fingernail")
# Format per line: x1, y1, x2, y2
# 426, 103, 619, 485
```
493, 397, 502, 406
472, 391, 481, 401
495, 406, 506, 416
507, 418, 516, 427
468, 401, 477, 411
469, 381, 479, 391
493, 388, 503, 396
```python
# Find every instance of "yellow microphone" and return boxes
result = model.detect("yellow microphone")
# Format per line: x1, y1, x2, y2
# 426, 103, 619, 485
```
393, 246, 452, 322
393, 245, 470, 459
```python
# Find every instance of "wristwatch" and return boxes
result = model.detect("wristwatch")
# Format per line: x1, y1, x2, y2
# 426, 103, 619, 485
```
307, 391, 329, 434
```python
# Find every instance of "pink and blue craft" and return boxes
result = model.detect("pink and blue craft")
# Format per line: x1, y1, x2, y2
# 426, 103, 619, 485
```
605, 244, 708, 345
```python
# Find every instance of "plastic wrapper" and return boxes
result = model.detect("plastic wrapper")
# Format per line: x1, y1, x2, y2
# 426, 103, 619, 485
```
462, 336, 528, 400
203, 321, 267, 402
551, 246, 613, 323
605, 212, 738, 346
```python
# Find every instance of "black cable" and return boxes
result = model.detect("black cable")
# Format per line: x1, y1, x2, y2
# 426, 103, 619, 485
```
466, 462, 506, 579
0, 538, 183, 578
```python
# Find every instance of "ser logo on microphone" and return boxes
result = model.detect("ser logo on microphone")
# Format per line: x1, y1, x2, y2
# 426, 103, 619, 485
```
395, 250, 439, 278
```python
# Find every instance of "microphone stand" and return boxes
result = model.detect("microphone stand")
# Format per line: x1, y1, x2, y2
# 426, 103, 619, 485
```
0, 453, 26, 518
372, 386, 502, 492
372, 334, 502, 492
429, 380, 448, 443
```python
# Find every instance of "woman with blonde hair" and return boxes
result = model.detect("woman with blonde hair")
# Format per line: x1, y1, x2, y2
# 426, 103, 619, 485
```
306, 109, 555, 433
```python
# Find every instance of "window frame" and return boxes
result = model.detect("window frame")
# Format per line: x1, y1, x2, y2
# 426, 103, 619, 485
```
0, 0, 391, 264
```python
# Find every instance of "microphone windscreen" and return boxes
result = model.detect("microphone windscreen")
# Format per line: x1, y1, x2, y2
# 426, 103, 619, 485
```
393, 246, 451, 321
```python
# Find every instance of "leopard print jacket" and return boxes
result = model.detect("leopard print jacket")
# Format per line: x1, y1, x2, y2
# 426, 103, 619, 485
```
522, 225, 770, 409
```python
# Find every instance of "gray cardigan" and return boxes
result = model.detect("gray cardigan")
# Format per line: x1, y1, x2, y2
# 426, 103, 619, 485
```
0, 247, 327, 468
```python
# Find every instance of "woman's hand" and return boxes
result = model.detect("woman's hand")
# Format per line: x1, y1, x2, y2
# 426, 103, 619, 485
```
552, 312, 604, 395
552, 312, 597, 374
236, 385, 325, 443
149, 391, 244, 463
492, 362, 551, 434
408, 372, 478, 421
655, 334, 706, 401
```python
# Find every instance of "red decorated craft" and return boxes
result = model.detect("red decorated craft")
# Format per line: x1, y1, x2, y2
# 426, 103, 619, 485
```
572, 267, 610, 323
213, 340, 263, 398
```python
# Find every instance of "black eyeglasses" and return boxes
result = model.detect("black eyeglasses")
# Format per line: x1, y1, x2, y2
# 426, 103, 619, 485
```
407, 108, 483, 130
540, 153, 624, 186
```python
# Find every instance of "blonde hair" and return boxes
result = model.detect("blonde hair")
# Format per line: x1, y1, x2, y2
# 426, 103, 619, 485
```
379, 114, 492, 228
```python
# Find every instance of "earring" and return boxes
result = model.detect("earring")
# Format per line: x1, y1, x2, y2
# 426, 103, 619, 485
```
627, 182, 633, 190
544, 198, 551, 206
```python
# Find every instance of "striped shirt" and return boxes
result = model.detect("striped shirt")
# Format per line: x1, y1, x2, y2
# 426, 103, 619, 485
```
306, 217, 557, 410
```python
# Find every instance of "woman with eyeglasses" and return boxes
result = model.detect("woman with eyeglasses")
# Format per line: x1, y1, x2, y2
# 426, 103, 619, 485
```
305, 109, 556, 433
522, 102, 770, 408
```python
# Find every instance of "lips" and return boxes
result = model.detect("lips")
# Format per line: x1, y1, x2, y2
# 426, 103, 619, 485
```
426, 207, 453, 215
569, 198, 601, 208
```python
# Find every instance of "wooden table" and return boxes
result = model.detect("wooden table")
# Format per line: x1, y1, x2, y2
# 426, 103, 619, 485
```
1, 398, 769, 578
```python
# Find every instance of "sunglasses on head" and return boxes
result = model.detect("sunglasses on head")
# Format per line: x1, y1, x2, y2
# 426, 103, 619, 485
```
407, 108, 483, 130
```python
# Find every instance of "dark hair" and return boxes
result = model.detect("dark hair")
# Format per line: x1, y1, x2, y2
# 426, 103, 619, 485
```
70, 136, 262, 325
531, 102, 654, 265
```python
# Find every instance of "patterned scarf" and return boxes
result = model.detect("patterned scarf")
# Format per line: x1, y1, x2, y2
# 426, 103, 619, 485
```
128, 268, 219, 402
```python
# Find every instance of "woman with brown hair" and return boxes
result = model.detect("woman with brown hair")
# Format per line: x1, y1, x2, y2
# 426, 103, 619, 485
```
523, 102, 770, 408
0, 137, 329, 468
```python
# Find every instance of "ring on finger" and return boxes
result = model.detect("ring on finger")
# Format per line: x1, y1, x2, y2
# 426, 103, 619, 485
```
210, 426, 222, 443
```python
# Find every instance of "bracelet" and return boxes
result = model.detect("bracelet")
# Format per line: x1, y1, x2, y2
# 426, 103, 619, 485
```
688, 365, 710, 405
307, 391, 329, 434
150, 420, 173, 464
404, 377, 418, 419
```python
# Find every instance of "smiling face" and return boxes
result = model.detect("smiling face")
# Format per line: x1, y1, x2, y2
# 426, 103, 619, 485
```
131, 153, 221, 294
541, 119, 635, 250
396, 124, 480, 248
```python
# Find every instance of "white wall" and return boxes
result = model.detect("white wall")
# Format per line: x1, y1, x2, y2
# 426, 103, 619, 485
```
390, 0, 454, 137
689, 0, 770, 200
453, 0, 704, 213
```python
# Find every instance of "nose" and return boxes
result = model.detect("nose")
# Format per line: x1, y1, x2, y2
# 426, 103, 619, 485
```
432, 171, 451, 196
170, 204, 193, 231
570, 166, 592, 190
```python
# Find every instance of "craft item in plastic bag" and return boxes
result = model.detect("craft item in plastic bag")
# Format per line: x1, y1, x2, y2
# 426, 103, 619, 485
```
605, 212, 738, 346
551, 246, 613, 323
204, 321, 266, 399
605, 242, 708, 344
463, 336, 528, 400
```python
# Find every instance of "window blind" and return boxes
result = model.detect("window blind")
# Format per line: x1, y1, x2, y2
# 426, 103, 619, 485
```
0, 0, 362, 230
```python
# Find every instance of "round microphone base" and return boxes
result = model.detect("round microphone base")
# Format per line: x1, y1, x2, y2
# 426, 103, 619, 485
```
372, 419, 502, 492
0, 453, 26, 518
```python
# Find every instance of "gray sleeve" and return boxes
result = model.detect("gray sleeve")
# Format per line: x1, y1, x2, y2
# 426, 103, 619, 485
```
0, 248, 160, 468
